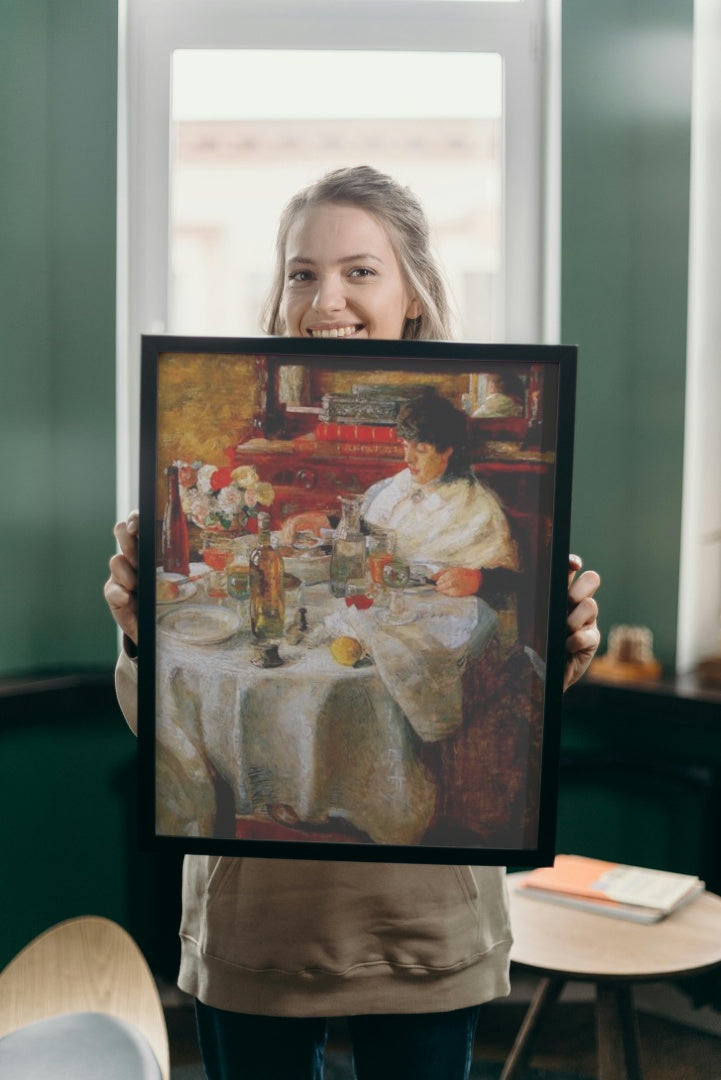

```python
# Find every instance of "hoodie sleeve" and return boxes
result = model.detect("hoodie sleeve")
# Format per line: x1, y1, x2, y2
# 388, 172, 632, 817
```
115, 646, 139, 736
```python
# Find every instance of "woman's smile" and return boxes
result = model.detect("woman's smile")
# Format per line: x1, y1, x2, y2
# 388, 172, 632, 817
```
281, 204, 420, 340
307, 323, 364, 339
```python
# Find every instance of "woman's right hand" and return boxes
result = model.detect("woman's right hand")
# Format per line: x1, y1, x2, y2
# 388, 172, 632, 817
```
104, 510, 139, 646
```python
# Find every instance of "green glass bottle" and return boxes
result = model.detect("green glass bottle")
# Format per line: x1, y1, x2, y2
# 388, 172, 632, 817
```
249, 511, 285, 639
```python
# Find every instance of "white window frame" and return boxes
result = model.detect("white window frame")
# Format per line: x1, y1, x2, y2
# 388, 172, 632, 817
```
117, 0, 558, 512
676, 0, 721, 675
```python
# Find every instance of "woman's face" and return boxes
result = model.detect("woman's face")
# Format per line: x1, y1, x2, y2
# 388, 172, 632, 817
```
402, 439, 453, 486
281, 203, 421, 340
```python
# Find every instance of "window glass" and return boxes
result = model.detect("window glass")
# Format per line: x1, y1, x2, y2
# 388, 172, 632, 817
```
170, 50, 503, 340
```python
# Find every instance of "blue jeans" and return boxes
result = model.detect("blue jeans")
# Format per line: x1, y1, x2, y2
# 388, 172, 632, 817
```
195, 999, 481, 1080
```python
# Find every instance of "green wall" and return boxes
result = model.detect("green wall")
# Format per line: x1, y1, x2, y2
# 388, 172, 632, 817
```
0, 0, 698, 970
0, 1, 693, 677
562, 0, 693, 669
0, 0, 118, 676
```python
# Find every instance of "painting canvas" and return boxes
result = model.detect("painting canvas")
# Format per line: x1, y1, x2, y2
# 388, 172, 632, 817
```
138, 336, 576, 865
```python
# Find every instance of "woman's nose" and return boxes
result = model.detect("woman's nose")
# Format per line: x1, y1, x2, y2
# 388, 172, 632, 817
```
312, 274, 345, 314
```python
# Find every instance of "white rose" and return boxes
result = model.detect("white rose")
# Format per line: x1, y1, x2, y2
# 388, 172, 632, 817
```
196, 464, 216, 494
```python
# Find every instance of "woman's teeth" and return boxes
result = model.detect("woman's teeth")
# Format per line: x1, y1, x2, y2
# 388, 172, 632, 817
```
309, 325, 360, 338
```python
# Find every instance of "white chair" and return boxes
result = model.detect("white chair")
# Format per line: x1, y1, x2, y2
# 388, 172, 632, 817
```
0, 915, 170, 1079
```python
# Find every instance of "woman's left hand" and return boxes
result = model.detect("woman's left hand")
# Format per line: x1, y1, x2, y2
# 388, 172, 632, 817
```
565, 554, 601, 691
431, 566, 482, 597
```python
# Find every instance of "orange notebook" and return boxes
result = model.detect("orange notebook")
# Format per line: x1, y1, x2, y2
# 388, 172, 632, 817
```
516, 855, 704, 923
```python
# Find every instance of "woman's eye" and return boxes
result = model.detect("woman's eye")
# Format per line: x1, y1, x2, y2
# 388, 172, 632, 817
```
288, 269, 313, 283
349, 267, 375, 279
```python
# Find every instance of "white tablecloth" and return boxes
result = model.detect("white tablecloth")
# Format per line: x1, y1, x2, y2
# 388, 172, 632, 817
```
155, 584, 498, 845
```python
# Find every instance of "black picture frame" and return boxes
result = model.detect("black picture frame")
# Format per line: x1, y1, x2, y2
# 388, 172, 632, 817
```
138, 335, 576, 865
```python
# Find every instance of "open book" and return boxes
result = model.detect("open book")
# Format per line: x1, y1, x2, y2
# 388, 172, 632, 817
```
515, 854, 705, 923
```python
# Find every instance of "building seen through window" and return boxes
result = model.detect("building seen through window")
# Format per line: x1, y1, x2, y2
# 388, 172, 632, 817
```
170, 50, 503, 341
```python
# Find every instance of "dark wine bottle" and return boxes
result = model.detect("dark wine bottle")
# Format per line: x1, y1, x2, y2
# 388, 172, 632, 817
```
162, 465, 190, 575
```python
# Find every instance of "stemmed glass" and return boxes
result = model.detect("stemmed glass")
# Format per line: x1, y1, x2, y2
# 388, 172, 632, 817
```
381, 558, 412, 624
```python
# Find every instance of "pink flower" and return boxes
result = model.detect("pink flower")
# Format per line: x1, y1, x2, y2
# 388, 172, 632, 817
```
178, 464, 197, 488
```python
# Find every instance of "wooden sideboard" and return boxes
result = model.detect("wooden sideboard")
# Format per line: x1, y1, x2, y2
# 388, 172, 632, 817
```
559, 673, 721, 894
233, 436, 555, 525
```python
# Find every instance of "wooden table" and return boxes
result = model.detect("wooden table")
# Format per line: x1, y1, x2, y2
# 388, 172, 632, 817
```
503, 872, 721, 1080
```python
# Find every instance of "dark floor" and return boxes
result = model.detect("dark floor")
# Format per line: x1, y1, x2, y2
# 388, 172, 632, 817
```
165, 987, 721, 1079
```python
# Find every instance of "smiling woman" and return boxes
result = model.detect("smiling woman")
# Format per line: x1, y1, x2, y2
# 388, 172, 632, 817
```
281, 205, 421, 340
263, 166, 451, 341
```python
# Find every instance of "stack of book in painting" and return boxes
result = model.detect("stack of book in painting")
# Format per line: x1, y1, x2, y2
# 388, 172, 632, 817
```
296, 384, 428, 457
516, 854, 705, 923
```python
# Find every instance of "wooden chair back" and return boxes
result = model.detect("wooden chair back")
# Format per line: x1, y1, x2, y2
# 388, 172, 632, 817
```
0, 916, 169, 1080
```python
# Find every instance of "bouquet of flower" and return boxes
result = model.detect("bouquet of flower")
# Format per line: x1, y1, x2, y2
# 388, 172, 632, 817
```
176, 461, 275, 533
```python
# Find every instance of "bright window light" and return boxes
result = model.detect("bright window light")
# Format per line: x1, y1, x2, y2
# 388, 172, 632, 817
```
170, 50, 504, 341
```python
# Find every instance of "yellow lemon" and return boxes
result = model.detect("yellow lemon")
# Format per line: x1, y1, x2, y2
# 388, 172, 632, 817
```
330, 636, 364, 667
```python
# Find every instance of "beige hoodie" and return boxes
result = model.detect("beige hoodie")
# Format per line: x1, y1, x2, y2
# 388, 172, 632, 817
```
116, 650, 512, 1016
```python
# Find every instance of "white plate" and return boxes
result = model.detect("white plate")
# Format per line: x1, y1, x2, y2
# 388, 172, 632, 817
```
187, 561, 211, 580
156, 581, 197, 605
157, 604, 241, 645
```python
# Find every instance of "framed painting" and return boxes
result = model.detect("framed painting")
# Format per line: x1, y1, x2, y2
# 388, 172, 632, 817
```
138, 336, 576, 865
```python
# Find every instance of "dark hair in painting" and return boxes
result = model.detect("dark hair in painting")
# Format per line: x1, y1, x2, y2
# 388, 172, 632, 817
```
396, 389, 472, 481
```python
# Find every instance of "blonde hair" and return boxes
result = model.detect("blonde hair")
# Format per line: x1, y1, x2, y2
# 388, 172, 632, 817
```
261, 165, 454, 341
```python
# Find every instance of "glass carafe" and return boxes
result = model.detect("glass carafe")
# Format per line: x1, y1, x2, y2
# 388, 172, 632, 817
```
329, 494, 366, 597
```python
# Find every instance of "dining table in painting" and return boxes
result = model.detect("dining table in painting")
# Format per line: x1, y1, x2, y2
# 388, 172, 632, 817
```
153, 560, 502, 849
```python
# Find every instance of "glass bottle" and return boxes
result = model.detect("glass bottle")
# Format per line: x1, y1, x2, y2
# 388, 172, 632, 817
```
329, 494, 366, 598
249, 511, 285, 638
162, 465, 189, 575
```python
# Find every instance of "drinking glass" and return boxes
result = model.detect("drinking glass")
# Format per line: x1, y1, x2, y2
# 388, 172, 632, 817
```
202, 533, 237, 597
366, 529, 396, 604
345, 576, 374, 610
227, 563, 250, 615
329, 534, 366, 598
381, 559, 412, 624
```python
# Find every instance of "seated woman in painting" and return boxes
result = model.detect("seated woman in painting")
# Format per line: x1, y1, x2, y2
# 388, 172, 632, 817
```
283, 387, 519, 599
361, 387, 518, 595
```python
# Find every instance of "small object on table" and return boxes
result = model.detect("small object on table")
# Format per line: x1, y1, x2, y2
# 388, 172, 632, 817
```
380, 558, 412, 624
227, 564, 250, 602
284, 606, 309, 645
329, 636, 365, 667
591, 623, 662, 682
367, 529, 396, 600
202, 532, 237, 597
516, 854, 704, 923
251, 643, 284, 668
696, 653, 721, 689
345, 576, 374, 610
